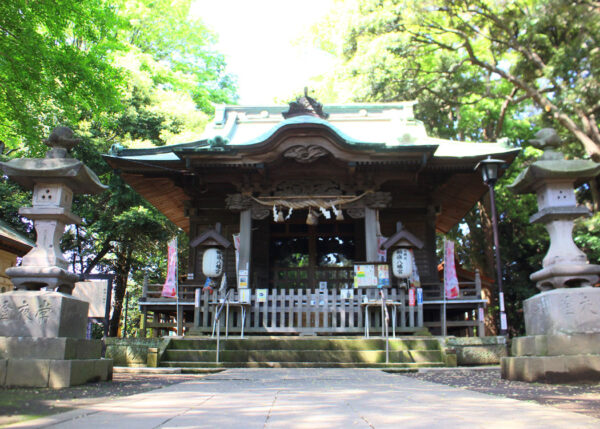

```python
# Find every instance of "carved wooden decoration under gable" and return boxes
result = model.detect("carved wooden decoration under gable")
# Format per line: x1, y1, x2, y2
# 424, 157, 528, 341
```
251, 207, 271, 220
283, 145, 330, 163
273, 179, 344, 196
346, 208, 365, 219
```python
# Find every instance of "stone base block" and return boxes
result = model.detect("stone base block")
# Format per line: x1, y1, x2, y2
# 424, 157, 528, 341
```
2, 358, 113, 388
512, 333, 600, 357
501, 355, 600, 383
524, 287, 600, 336
0, 337, 102, 360
0, 291, 88, 338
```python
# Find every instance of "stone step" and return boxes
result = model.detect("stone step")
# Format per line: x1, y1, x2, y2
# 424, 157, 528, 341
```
161, 361, 447, 369
167, 337, 442, 352
162, 349, 444, 364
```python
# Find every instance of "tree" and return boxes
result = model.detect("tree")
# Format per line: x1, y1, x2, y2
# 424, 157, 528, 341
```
317, 0, 599, 159
0, 0, 123, 152
1, 0, 237, 336
309, 0, 600, 335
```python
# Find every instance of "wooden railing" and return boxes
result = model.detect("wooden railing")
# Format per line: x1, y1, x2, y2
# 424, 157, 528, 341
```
139, 285, 424, 335
420, 270, 487, 337
193, 287, 423, 335
138, 270, 486, 336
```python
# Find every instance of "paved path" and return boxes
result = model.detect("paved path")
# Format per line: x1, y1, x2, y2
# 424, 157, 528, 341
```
9, 369, 600, 428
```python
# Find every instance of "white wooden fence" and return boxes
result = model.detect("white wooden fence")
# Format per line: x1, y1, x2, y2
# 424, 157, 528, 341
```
191, 288, 423, 335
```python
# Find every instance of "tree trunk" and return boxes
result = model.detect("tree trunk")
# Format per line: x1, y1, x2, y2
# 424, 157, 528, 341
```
108, 245, 133, 337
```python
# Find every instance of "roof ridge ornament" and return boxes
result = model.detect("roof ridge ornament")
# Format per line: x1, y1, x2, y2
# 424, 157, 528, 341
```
282, 87, 329, 120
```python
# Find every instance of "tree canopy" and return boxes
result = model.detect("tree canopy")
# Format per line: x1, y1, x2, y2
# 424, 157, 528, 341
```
308, 0, 600, 334
0, 0, 237, 336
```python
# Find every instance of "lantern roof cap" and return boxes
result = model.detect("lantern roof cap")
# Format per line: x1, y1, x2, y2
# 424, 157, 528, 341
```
380, 222, 424, 250
190, 224, 231, 248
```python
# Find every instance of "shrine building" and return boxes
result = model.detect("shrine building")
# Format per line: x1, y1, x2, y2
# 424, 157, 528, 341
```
104, 95, 518, 337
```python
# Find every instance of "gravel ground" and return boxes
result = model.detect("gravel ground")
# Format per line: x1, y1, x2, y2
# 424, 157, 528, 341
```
403, 368, 600, 420
2, 368, 600, 427
0, 373, 201, 427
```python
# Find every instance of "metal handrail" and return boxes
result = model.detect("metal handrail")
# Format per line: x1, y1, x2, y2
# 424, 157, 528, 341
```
212, 289, 233, 364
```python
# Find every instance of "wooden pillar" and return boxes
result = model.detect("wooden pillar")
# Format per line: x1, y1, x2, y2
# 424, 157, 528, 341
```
425, 205, 438, 282
141, 274, 148, 337
364, 208, 379, 262
194, 288, 200, 328
176, 305, 183, 336
239, 209, 252, 288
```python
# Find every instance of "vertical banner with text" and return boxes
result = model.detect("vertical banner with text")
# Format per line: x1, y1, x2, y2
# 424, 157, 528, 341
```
444, 240, 460, 299
161, 238, 178, 298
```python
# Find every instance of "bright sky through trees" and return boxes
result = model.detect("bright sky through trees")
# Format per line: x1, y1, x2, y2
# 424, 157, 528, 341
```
191, 0, 335, 103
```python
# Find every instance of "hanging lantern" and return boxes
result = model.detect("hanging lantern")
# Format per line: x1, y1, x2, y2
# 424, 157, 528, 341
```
306, 208, 318, 226
392, 248, 414, 279
202, 248, 224, 278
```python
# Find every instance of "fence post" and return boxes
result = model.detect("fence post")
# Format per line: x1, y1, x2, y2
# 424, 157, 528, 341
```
475, 269, 485, 337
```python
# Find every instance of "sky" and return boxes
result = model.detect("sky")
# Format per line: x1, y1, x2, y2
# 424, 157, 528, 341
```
190, 0, 336, 104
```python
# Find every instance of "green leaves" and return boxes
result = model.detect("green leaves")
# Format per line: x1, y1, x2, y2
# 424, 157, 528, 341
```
0, 0, 124, 151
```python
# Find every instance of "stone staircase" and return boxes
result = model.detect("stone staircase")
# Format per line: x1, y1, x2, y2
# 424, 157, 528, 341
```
158, 336, 455, 370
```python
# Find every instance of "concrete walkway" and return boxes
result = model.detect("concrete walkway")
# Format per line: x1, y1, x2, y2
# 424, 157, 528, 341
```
8, 369, 600, 428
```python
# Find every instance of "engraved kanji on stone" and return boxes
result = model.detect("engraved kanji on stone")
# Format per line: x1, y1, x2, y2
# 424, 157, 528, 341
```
0, 300, 16, 321
17, 300, 34, 321
35, 299, 53, 325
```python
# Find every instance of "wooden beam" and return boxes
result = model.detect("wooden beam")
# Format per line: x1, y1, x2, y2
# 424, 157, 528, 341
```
365, 208, 379, 262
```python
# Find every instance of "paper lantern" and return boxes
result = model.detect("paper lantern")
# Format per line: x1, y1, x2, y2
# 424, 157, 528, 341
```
202, 248, 224, 278
392, 248, 413, 279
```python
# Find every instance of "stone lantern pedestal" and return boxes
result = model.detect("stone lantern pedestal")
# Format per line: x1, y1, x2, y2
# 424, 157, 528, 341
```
0, 127, 112, 388
501, 129, 600, 382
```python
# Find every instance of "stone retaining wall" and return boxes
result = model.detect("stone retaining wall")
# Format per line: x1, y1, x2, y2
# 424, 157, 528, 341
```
446, 337, 508, 366
105, 338, 169, 367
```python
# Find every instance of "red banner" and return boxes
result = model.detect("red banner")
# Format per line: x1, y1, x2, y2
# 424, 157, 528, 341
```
161, 238, 178, 298
444, 240, 459, 299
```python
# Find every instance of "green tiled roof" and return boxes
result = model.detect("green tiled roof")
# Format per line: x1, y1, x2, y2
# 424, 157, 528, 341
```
0, 220, 34, 251
107, 102, 519, 161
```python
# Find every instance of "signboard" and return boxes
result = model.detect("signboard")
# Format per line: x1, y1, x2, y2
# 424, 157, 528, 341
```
319, 281, 327, 290
340, 288, 354, 300
73, 280, 108, 318
377, 265, 390, 288
256, 289, 267, 303
239, 288, 251, 303
353, 264, 391, 288
238, 271, 248, 288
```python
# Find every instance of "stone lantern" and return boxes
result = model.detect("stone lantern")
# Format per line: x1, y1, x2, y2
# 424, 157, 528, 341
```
501, 128, 600, 383
0, 127, 112, 388
1, 127, 107, 293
